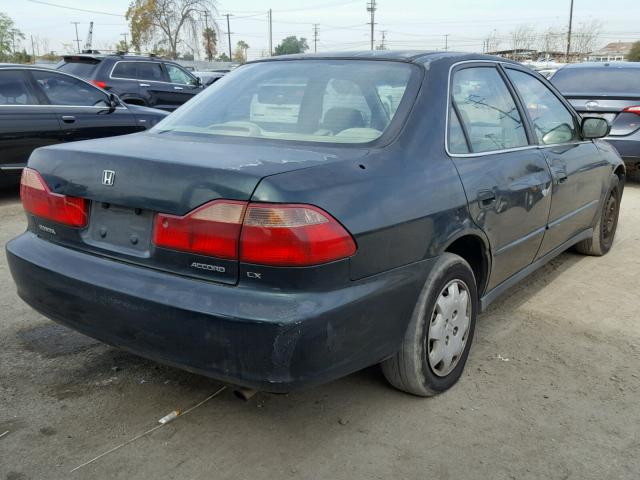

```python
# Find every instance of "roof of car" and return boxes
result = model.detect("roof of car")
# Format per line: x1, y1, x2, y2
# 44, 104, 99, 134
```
559, 61, 640, 69
61, 53, 171, 62
250, 50, 513, 66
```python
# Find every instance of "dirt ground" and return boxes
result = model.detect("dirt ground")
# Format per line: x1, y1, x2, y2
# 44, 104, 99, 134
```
0, 181, 639, 480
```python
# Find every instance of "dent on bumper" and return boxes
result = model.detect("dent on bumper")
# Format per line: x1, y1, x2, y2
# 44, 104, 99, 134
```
6, 233, 434, 392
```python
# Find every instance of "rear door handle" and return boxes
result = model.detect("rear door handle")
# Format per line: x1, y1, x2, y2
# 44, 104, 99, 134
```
557, 173, 568, 184
61, 115, 75, 124
139, 83, 150, 87
174, 86, 184, 90
477, 190, 497, 207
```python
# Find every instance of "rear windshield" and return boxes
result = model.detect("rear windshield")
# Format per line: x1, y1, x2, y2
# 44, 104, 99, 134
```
551, 67, 640, 95
58, 58, 101, 77
153, 60, 420, 144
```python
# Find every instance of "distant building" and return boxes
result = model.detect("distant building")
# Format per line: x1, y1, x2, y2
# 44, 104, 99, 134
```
588, 42, 635, 62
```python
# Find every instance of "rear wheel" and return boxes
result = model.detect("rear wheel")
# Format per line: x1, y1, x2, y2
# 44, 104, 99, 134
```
382, 253, 477, 396
575, 175, 621, 256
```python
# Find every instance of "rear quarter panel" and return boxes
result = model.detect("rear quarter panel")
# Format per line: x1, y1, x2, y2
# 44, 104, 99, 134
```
251, 59, 481, 280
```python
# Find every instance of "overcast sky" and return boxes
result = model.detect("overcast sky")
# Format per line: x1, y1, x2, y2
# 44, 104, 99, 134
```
2, 0, 639, 60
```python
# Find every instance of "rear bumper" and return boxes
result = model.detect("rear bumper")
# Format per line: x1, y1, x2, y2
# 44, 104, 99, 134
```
606, 137, 640, 165
6, 233, 432, 392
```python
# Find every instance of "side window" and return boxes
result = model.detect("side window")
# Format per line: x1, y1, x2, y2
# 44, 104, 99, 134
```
165, 64, 196, 85
451, 67, 528, 153
111, 62, 138, 80
31, 71, 109, 107
506, 69, 579, 145
448, 107, 470, 154
0, 70, 39, 105
137, 62, 164, 82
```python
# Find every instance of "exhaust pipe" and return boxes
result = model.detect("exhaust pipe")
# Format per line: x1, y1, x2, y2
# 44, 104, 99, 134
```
233, 387, 257, 401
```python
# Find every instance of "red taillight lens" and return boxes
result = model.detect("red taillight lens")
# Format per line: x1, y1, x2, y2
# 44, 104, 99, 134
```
153, 201, 357, 267
91, 80, 108, 89
153, 200, 246, 259
239, 204, 356, 266
623, 105, 640, 116
20, 168, 87, 227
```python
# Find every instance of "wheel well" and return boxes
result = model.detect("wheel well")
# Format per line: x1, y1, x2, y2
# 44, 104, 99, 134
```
123, 97, 145, 106
445, 235, 489, 295
614, 165, 626, 184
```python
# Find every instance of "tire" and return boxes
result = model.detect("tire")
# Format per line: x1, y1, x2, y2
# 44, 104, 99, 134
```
382, 253, 478, 397
575, 175, 621, 256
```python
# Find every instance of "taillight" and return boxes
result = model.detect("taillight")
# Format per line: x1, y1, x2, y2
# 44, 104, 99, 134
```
623, 106, 640, 116
91, 80, 108, 89
152, 201, 356, 267
20, 168, 87, 227
153, 200, 246, 259
240, 204, 356, 266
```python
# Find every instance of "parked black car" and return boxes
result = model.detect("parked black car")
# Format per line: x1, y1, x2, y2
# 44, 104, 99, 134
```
552, 62, 640, 172
56, 53, 203, 111
7, 52, 624, 396
0, 64, 168, 186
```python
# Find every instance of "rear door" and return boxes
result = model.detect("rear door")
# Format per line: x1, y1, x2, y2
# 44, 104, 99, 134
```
0, 69, 61, 172
29, 69, 140, 142
448, 64, 553, 290
504, 66, 607, 258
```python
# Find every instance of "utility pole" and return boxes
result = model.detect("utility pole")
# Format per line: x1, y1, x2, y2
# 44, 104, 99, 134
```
202, 10, 210, 60
120, 33, 128, 52
379, 30, 387, 50
313, 24, 319, 53
71, 21, 81, 53
268, 9, 273, 56
31, 35, 36, 63
224, 14, 233, 60
444, 34, 449, 51
565, 0, 574, 63
366, 0, 376, 51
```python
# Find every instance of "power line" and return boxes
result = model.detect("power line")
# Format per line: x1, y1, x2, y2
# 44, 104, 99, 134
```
27, 0, 124, 17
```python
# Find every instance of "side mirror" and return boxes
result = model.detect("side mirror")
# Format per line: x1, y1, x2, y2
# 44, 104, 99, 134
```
107, 93, 119, 113
581, 117, 610, 139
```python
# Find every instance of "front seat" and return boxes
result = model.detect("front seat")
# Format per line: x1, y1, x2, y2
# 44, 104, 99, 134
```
322, 107, 366, 134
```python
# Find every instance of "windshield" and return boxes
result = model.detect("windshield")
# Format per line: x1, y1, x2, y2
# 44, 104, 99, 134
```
153, 60, 420, 144
551, 67, 640, 95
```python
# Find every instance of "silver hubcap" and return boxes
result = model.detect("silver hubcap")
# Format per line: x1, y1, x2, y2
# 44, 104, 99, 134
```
427, 279, 471, 377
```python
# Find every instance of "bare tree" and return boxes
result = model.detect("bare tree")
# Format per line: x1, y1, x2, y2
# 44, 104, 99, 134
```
539, 27, 565, 56
510, 24, 536, 59
484, 30, 501, 53
570, 20, 602, 58
126, 0, 217, 59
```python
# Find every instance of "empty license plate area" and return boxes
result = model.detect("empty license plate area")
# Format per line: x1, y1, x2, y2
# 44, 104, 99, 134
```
82, 202, 154, 257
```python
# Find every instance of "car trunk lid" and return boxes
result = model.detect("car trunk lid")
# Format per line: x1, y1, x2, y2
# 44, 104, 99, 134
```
566, 95, 640, 137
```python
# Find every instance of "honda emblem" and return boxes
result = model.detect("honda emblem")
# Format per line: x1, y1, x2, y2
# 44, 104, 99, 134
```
102, 170, 116, 186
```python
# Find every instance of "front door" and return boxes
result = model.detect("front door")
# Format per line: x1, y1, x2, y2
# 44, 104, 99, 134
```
448, 64, 552, 290
163, 63, 202, 108
29, 70, 139, 142
503, 67, 608, 258
0, 69, 61, 174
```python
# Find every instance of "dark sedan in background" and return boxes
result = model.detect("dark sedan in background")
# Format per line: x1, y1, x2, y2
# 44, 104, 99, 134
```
552, 62, 640, 172
0, 65, 167, 186
7, 52, 624, 397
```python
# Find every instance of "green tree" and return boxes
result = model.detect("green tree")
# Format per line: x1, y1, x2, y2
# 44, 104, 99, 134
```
202, 26, 217, 61
274, 36, 309, 56
233, 40, 249, 63
115, 39, 129, 53
217, 52, 230, 62
628, 41, 640, 62
0, 12, 24, 62
126, 0, 217, 59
